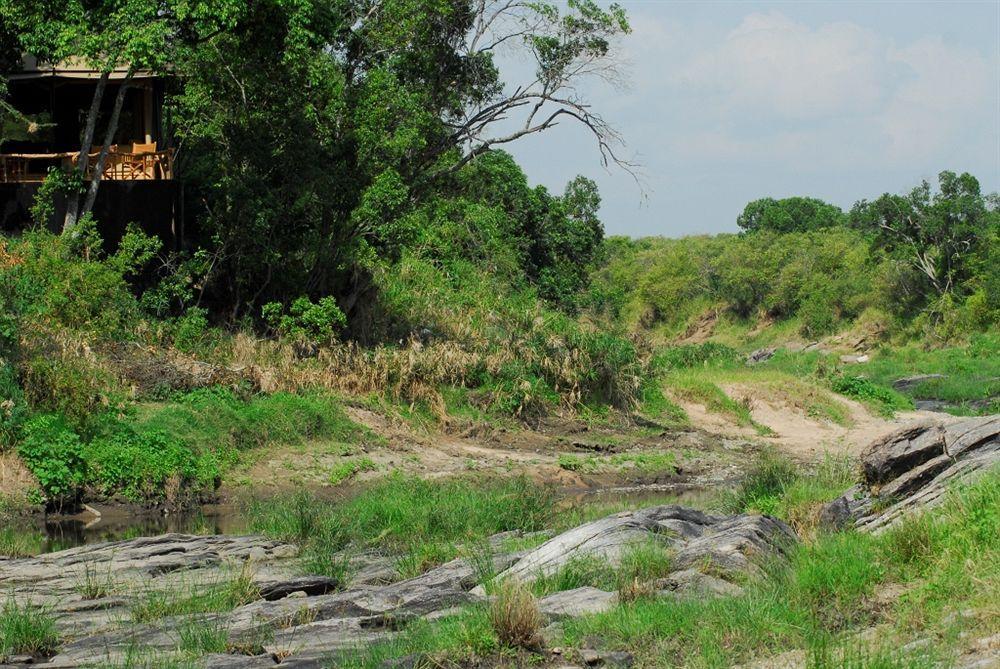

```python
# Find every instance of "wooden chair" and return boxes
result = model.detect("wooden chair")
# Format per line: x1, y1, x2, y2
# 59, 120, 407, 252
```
129, 142, 157, 179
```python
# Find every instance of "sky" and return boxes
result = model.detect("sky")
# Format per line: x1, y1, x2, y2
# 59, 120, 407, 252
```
496, 1, 1000, 238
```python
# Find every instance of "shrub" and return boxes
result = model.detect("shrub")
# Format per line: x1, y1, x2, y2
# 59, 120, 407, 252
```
489, 580, 543, 649
0, 360, 26, 450
171, 307, 213, 354
83, 428, 221, 503
262, 296, 346, 343
16, 415, 86, 508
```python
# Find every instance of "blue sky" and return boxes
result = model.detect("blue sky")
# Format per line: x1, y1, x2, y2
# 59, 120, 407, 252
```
498, 1, 1000, 237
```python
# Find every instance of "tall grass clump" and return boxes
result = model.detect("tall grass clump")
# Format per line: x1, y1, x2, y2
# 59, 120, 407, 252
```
0, 599, 59, 659
722, 450, 855, 535
248, 474, 555, 578
490, 580, 543, 650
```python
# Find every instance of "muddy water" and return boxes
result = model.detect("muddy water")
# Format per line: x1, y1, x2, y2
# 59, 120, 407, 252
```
9, 484, 718, 554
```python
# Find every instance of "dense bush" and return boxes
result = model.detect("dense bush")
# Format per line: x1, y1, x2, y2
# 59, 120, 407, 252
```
17, 415, 86, 508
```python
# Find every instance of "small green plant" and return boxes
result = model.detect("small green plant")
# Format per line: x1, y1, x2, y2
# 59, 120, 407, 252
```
722, 449, 799, 515
175, 617, 229, 656
130, 568, 260, 623
328, 457, 378, 485
75, 562, 116, 600
0, 598, 59, 659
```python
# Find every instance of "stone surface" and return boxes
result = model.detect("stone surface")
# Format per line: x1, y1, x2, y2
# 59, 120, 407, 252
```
537, 587, 617, 620
892, 374, 946, 392
747, 348, 776, 364
822, 415, 1000, 533
1, 505, 797, 667
485, 505, 795, 591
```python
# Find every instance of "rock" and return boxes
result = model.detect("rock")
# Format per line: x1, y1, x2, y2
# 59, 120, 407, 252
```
0, 505, 795, 668
839, 354, 869, 364
483, 505, 795, 597
892, 374, 946, 392
578, 649, 633, 667
256, 575, 340, 600
537, 587, 617, 620
747, 348, 776, 365
822, 416, 1000, 532
653, 568, 743, 598
203, 654, 277, 668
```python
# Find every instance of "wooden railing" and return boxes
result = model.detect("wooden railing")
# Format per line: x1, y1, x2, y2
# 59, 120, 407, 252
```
0, 148, 174, 183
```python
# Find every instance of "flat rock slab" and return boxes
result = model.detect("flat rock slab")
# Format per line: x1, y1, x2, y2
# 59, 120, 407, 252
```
480, 505, 796, 598
823, 415, 1000, 533
538, 587, 617, 620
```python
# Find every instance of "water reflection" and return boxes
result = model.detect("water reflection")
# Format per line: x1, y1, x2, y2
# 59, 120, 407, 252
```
6, 506, 248, 554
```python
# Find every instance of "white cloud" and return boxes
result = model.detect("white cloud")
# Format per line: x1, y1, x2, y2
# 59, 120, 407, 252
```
653, 11, 996, 167
677, 12, 890, 119
880, 37, 994, 160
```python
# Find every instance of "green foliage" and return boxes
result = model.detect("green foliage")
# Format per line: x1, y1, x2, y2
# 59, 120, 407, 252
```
262, 297, 346, 343
0, 598, 59, 659
830, 375, 913, 418
17, 415, 86, 508
738, 196, 846, 234
82, 428, 221, 503
248, 475, 554, 576
0, 358, 26, 450
850, 171, 998, 304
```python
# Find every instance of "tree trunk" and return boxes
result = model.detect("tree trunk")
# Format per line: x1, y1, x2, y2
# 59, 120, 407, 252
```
81, 71, 134, 221
63, 71, 110, 232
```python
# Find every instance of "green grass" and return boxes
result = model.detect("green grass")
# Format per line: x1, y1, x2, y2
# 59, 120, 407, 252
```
0, 598, 59, 659
664, 372, 774, 435
860, 333, 1000, 415
247, 474, 555, 578
529, 540, 674, 598
130, 569, 260, 623
556, 470, 998, 667
136, 388, 372, 455
336, 606, 500, 669
557, 451, 677, 476
175, 617, 230, 656
721, 450, 855, 537
327, 457, 378, 485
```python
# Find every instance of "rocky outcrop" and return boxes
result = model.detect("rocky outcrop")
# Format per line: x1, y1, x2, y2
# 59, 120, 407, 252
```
0, 507, 797, 667
482, 505, 796, 589
822, 416, 1000, 533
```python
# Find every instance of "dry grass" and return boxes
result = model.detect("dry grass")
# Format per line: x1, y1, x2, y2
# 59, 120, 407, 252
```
489, 580, 544, 649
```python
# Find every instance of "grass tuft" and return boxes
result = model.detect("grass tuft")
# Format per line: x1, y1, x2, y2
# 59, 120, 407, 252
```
489, 580, 543, 650
0, 598, 59, 659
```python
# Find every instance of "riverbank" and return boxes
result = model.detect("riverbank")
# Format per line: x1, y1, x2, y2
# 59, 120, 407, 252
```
1, 415, 997, 668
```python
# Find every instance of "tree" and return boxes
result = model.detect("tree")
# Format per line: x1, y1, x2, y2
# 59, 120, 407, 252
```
170, 0, 630, 317
849, 171, 998, 297
737, 196, 846, 234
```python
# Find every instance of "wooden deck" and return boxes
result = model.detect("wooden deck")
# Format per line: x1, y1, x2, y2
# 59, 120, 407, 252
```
0, 149, 174, 183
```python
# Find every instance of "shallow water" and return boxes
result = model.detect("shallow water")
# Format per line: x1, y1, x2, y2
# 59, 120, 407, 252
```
6, 483, 717, 555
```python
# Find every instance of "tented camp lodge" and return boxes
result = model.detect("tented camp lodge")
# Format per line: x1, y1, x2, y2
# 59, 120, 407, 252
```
1, 56, 181, 246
